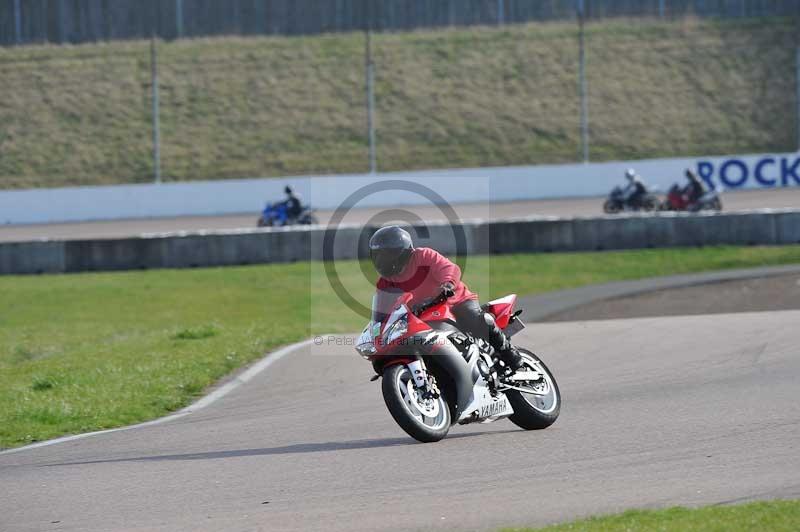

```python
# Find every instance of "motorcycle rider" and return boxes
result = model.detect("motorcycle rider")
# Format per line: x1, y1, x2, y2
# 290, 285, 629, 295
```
622, 168, 648, 208
369, 225, 524, 372
283, 185, 303, 221
683, 169, 705, 207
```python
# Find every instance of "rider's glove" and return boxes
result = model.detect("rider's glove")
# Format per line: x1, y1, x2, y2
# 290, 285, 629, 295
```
440, 282, 456, 299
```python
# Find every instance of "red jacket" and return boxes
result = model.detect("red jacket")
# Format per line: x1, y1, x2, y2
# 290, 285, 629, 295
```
376, 247, 476, 307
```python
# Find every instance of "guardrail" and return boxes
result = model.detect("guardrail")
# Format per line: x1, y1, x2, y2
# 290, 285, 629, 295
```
2, 210, 799, 275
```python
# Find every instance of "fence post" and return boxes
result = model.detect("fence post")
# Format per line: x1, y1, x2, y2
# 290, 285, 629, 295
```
658, 0, 665, 18
365, 28, 377, 174
498, 0, 505, 25
577, 0, 589, 163
14, 0, 22, 45
175, 0, 184, 38
151, 35, 162, 184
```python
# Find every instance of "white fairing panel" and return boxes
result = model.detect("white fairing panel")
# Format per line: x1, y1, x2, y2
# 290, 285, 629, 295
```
485, 294, 515, 307
383, 305, 407, 334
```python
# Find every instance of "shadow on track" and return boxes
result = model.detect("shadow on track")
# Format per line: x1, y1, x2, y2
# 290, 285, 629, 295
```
43, 430, 518, 467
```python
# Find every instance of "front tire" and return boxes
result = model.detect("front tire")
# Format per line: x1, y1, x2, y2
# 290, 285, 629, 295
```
506, 349, 561, 430
382, 364, 451, 443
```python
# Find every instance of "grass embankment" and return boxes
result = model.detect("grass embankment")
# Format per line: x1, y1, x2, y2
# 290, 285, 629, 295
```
0, 17, 796, 188
2, 245, 800, 448
503, 499, 800, 531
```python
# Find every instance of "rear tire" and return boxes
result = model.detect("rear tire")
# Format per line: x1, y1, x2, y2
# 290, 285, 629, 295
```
603, 199, 619, 214
506, 349, 561, 430
300, 213, 319, 225
382, 364, 451, 443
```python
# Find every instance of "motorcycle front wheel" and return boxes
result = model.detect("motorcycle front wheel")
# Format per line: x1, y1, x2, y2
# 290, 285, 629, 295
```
506, 349, 561, 430
382, 364, 451, 443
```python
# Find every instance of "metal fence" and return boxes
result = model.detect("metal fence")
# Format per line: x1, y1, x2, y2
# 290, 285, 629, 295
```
2, 0, 800, 46
0, 14, 798, 188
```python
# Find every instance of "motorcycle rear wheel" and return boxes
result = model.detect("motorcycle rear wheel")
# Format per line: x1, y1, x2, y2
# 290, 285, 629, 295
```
506, 349, 561, 430
300, 213, 319, 225
382, 364, 451, 443
603, 199, 620, 214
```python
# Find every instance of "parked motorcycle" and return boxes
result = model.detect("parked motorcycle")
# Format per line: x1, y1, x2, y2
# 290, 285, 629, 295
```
659, 184, 723, 212
355, 288, 560, 442
603, 186, 659, 214
257, 202, 318, 227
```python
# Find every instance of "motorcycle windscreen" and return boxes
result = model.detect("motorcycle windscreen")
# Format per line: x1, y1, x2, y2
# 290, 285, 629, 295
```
371, 286, 405, 325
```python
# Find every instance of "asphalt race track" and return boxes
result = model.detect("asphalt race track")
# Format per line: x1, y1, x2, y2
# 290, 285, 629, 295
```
2, 306, 799, 531
2, 187, 799, 242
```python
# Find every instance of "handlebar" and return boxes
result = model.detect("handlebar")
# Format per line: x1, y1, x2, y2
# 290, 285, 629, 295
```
411, 291, 450, 316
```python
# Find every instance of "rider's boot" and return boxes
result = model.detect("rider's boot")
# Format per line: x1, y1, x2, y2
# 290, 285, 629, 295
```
482, 313, 524, 372
452, 300, 525, 373
497, 341, 524, 372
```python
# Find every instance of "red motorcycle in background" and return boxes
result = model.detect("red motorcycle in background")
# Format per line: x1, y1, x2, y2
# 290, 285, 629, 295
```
355, 288, 560, 442
660, 184, 723, 212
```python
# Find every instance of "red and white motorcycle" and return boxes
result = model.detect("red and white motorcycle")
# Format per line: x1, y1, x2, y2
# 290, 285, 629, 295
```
355, 288, 560, 442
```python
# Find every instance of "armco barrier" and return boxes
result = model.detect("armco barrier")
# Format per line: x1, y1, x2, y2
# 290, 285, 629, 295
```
1, 210, 798, 275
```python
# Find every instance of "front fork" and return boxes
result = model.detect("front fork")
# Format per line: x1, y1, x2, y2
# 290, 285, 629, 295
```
406, 359, 428, 388
406, 358, 440, 399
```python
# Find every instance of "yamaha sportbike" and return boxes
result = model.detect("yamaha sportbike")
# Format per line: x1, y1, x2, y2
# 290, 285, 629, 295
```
355, 289, 560, 442
660, 184, 723, 212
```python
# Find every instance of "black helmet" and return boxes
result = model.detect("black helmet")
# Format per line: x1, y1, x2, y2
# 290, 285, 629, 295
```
369, 226, 414, 278
284, 185, 293, 195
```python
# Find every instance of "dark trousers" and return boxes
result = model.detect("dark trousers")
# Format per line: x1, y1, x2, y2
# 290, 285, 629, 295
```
451, 299, 510, 354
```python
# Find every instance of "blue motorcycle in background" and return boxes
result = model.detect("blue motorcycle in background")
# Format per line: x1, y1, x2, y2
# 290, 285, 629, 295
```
257, 202, 318, 227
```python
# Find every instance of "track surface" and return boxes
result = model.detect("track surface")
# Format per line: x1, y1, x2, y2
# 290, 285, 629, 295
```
2, 308, 799, 531
544, 273, 800, 322
2, 187, 799, 242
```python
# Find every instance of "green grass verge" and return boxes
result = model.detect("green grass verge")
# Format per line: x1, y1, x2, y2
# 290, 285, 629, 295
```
0, 17, 797, 188
502, 499, 800, 531
2, 245, 800, 448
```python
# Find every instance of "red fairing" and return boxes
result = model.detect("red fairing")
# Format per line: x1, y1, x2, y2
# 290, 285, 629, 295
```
371, 295, 456, 358
483, 294, 517, 329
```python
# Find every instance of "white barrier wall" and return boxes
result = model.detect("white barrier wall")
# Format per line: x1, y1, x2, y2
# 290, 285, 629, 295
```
2, 152, 799, 224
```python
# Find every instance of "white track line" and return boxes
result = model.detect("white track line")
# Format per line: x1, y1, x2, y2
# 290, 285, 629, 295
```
0, 338, 315, 456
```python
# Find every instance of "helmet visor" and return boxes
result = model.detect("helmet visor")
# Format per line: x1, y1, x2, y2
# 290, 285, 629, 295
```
370, 247, 408, 278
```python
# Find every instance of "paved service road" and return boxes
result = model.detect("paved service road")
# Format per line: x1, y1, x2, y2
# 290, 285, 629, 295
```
2, 310, 799, 531
2, 187, 799, 242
